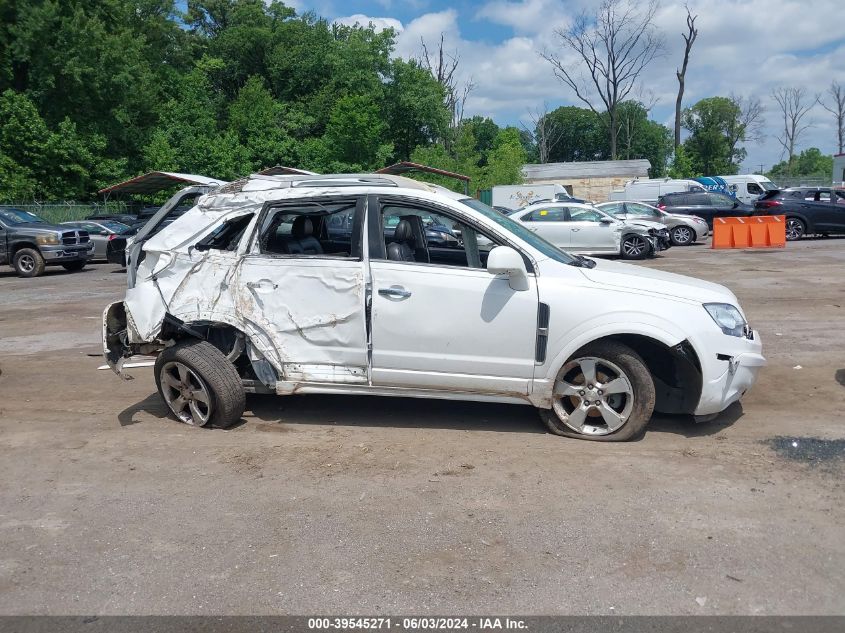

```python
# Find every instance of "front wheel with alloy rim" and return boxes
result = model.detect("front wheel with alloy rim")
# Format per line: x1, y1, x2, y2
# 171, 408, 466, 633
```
670, 225, 695, 245
154, 340, 245, 428
13, 248, 46, 277
785, 217, 805, 241
540, 341, 655, 441
620, 234, 651, 259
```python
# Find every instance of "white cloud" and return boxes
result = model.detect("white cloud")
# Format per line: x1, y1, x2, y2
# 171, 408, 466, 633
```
330, 0, 843, 171
333, 14, 404, 32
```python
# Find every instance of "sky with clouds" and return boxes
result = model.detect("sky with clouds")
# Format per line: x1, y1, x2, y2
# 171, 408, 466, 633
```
304, 0, 844, 171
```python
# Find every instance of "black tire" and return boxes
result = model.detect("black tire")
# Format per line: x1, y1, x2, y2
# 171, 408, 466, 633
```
670, 225, 695, 246
539, 340, 655, 442
785, 217, 805, 241
61, 261, 87, 272
154, 340, 245, 429
13, 248, 46, 277
621, 234, 650, 260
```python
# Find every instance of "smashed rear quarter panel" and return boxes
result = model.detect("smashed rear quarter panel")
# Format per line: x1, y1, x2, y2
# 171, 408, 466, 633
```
120, 187, 368, 384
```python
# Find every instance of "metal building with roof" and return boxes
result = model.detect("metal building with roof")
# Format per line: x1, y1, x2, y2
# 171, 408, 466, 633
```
521, 159, 652, 202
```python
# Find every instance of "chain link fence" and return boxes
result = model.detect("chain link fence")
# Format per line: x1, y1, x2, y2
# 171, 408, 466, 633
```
768, 176, 834, 189
0, 201, 131, 224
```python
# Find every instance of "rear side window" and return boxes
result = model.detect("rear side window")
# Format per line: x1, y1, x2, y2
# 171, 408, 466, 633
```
196, 214, 255, 252
600, 202, 624, 215
259, 200, 361, 258
524, 207, 568, 222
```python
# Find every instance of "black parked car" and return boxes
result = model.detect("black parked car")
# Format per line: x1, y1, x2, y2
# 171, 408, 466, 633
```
754, 187, 845, 240
656, 191, 753, 227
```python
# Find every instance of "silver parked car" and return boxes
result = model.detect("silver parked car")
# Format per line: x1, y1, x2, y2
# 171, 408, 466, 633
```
61, 220, 132, 260
510, 202, 670, 259
597, 201, 709, 246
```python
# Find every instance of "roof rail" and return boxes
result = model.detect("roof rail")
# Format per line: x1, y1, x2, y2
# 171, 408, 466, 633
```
289, 175, 400, 188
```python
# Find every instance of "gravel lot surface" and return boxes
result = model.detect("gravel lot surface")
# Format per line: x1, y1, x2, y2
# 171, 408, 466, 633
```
1, 238, 843, 615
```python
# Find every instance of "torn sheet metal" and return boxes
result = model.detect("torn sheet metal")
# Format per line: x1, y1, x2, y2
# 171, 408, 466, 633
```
114, 189, 369, 386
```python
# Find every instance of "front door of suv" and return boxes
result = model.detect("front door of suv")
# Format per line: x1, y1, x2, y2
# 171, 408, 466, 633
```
367, 195, 539, 395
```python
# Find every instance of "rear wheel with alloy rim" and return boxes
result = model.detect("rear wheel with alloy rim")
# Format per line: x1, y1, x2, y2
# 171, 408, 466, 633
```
620, 234, 650, 259
785, 217, 805, 241
540, 341, 655, 441
670, 225, 695, 245
154, 340, 245, 428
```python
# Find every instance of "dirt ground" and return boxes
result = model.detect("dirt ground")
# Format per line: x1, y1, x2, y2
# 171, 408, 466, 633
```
1, 238, 843, 616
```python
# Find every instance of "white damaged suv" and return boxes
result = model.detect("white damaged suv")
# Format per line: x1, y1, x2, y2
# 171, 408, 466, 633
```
103, 173, 765, 440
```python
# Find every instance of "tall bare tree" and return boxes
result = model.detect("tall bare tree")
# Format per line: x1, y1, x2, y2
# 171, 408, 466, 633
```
541, 0, 665, 159
522, 102, 564, 163
771, 87, 818, 164
674, 6, 698, 149
727, 94, 765, 160
820, 81, 845, 154
418, 35, 476, 132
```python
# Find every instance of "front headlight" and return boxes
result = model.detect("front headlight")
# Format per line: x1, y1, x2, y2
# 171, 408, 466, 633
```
704, 303, 746, 337
36, 234, 60, 245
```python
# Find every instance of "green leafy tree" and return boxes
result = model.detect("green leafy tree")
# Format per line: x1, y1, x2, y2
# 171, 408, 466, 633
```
668, 145, 697, 179
322, 95, 391, 171
768, 148, 834, 179
383, 59, 449, 161
545, 107, 608, 162
681, 97, 749, 175
613, 102, 673, 176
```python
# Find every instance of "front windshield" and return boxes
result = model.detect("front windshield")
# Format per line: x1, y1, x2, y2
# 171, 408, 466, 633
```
459, 198, 576, 264
0, 208, 48, 225
760, 180, 777, 191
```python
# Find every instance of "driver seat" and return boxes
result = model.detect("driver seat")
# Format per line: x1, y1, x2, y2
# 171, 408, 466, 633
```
387, 220, 416, 262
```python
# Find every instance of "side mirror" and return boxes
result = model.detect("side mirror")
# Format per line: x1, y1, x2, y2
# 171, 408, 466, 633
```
599, 218, 613, 225
487, 246, 530, 291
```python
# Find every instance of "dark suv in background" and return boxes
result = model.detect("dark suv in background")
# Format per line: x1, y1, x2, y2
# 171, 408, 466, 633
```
754, 187, 845, 240
656, 191, 753, 227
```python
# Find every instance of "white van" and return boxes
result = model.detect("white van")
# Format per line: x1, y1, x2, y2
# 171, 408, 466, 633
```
492, 184, 575, 210
612, 178, 706, 204
718, 175, 778, 205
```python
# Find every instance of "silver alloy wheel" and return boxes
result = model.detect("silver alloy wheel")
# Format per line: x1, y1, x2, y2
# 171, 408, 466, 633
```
672, 226, 694, 245
621, 235, 647, 257
785, 218, 804, 240
18, 253, 36, 273
551, 356, 635, 436
159, 361, 212, 426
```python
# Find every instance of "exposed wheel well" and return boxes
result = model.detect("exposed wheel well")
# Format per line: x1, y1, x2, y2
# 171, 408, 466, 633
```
11, 242, 39, 257
590, 334, 702, 415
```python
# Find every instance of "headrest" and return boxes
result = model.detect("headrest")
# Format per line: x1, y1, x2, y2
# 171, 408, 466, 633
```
292, 216, 314, 238
393, 219, 413, 242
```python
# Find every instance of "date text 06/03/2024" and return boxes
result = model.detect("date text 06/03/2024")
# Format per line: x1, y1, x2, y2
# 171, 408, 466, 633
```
307, 617, 528, 630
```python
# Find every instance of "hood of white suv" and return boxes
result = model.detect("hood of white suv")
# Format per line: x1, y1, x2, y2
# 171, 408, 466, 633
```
577, 258, 737, 304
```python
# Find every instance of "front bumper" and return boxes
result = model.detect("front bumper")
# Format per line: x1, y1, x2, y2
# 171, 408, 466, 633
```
694, 330, 766, 416
41, 243, 95, 262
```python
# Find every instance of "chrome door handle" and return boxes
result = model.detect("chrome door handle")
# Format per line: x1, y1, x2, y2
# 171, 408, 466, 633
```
378, 286, 412, 299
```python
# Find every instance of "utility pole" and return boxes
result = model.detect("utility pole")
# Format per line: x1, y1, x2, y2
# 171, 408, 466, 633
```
758, 163, 765, 174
